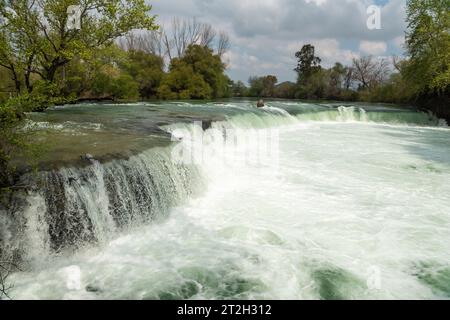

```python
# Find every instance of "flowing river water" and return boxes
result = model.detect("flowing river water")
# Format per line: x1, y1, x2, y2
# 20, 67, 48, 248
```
2, 100, 450, 300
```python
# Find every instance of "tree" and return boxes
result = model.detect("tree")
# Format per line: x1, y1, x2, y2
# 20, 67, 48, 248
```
231, 80, 248, 97
60, 45, 140, 100
158, 63, 212, 100
160, 18, 230, 61
352, 56, 390, 90
180, 44, 229, 98
122, 50, 164, 98
329, 63, 346, 90
0, 66, 14, 100
0, 260, 20, 300
404, 0, 449, 94
0, 0, 157, 95
295, 44, 322, 85
273, 82, 296, 99
217, 32, 230, 58
248, 76, 264, 97
157, 44, 228, 100
294, 44, 323, 99
247, 75, 278, 98
261, 75, 278, 97
343, 66, 354, 90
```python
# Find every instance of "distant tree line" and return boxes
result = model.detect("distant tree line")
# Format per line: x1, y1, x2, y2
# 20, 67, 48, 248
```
0, 0, 448, 176
235, 0, 449, 119
0, 11, 232, 106
237, 48, 392, 102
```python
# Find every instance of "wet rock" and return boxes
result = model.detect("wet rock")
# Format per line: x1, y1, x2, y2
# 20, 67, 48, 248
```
80, 154, 95, 163
86, 285, 102, 293
202, 120, 212, 131
257, 100, 265, 108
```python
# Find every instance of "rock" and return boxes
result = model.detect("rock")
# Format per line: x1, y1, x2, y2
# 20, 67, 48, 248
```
80, 154, 95, 163
257, 99, 265, 108
86, 285, 102, 293
202, 120, 212, 131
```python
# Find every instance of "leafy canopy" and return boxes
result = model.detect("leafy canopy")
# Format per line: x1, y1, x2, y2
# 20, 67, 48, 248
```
158, 45, 229, 100
405, 0, 450, 93
0, 0, 157, 89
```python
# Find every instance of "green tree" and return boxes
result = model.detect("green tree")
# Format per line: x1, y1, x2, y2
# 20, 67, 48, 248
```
405, 0, 450, 94
0, 0, 157, 95
123, 50, 165, 99
273, 82, 296, 99
248, 76, 264, 97
158, 44, 228, 100
295, 44, 322, 85
261, 75, 278, 97
248, 75, 278, 98
294, 44, 323, 98
231, 80, 249, 97
61, 45, 139, 100
158, 62, 212, 100
180, 45, 229, 98
327, 62, 346, 98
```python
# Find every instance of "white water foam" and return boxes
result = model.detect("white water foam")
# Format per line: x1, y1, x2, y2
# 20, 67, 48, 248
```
7, 105, 450, 300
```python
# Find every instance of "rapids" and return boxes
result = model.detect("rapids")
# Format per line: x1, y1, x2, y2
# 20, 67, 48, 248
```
1, 101, 450, 300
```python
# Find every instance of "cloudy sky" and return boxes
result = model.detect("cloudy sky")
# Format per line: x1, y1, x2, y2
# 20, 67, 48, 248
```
148, 0, 407, 83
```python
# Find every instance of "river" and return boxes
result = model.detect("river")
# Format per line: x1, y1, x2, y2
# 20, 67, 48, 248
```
3, 100, 450, 299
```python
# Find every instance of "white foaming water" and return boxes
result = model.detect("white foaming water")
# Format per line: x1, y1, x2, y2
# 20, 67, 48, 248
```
7, 106, 450, 300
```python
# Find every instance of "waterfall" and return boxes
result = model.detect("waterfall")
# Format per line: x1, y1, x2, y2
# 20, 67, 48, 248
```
0, 147, 202, 264
1, 103, 447, 267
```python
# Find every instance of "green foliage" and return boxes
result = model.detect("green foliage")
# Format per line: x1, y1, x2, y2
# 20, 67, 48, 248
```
180, 45, 230, 98
0, 101, 23, 189
0, 66, 14, 102
122, 50, 164, 99
110, 74, 140, 100
247, 75, 278, 98
0, 99, 44, 191
158, 45, 229, 100
247, 77, 264, 97
405, 0, 450, 94
327, 63, 347, 98
2, 81, 75, 112
0, 0, 157, 101
295, 44, 322, 85
273, 82, 296, 99
60, 45, 141, 100
294, 45, 324, 99
296, 69, 329, 99
230, 81, 249, 97
158, 63, 212, 100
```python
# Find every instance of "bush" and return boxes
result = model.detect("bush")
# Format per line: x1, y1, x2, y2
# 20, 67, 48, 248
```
0, 98, 45, 191
0, 101, 26, 189
110, 74, 140, 100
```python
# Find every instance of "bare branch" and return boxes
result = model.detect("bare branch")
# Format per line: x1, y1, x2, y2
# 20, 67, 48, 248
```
217, 31, 230, 57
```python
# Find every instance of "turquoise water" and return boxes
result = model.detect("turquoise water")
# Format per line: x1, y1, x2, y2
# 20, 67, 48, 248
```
5, 100, 450, 300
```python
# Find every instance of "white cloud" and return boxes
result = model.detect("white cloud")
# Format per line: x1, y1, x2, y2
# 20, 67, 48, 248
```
359, 40, 387, 55
149, 0, 407, 81
305, 0, 328, 6
392, 36, 405, 49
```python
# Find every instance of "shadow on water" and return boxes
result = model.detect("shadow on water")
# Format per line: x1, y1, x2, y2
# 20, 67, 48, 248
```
380, 126, 450, 167
412, 262, 450, 298
142, 266, 266, 300
310, 265, 366, 300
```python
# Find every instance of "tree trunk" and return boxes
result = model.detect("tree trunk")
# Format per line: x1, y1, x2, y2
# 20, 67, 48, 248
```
12, 73, 21, 94
25, 71, 33, 93
45, 66, 58, 83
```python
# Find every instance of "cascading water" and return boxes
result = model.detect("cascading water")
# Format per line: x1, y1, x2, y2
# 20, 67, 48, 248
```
2, 101, 450, 300
0, 147, 201, 266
